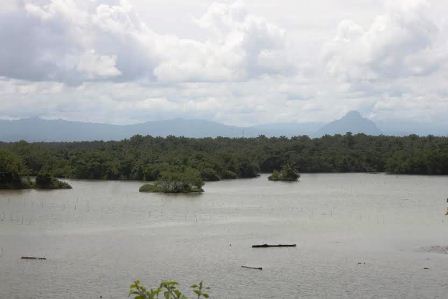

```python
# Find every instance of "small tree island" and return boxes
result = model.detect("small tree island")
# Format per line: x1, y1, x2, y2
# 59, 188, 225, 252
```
0, 150, 32, 189
35, 171, 72, 189
268, 164, 300, 182
140, 167, 204, 193
0, 150, 71, 190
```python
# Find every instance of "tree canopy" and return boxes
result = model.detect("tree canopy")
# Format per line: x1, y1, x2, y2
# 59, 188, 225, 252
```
140, 167, 204, 193
268, 164, 300, 181
0, 150, 31, 189
1, 133, 447, 184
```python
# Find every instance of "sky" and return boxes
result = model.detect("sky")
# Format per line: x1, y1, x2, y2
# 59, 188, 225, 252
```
0, 0, 447, 126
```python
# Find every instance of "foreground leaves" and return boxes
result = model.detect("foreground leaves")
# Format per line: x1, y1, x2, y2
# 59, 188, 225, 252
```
129, 280, 210, 299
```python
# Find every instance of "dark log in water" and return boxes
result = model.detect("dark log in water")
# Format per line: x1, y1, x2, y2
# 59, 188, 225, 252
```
252, 244, 296, 248
241, 265, 262, 270
21, 256, 46, 260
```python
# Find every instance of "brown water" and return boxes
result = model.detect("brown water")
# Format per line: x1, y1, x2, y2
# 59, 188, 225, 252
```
0, 174, 448, 298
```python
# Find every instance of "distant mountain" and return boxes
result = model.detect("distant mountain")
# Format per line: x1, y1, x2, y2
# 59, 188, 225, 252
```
314, 111, 382, 136
0, 113, 445, 142
0, 118, 127, 142
0, 118, 261, 142
377, 121, 448, 137
132, 118, 260, 138
0, 116, 332, 142
251, 122, 323, 137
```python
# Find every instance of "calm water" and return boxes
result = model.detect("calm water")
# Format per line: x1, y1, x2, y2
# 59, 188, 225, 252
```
1, 174, 448, 299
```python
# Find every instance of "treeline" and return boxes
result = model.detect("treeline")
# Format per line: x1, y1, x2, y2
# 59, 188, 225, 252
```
1, 133, 448, 182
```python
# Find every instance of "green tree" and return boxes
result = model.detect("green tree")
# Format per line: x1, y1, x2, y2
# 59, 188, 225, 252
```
0, 150, 30, 189
35, 170, 72, 189
140, 167, 204, 193
268, 164, 300, 181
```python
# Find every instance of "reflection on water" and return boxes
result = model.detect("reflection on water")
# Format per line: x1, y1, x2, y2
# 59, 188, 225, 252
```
0, 174, 448, 298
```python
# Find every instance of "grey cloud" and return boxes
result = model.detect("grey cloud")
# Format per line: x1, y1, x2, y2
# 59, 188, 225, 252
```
0, 9, 82, 83
0, 0, 294, 84
0, 0, 447, 129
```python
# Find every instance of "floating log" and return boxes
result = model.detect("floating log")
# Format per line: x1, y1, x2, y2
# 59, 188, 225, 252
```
241, 265, 262, 270
21, 256, 46, 260
252, 244, 296, 248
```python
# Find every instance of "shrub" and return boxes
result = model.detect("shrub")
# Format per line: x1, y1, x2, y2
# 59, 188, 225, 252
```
268, 164, 300, 182
139, 167, 204, 193
129, 280, 210, 299
35, 171, 72, 189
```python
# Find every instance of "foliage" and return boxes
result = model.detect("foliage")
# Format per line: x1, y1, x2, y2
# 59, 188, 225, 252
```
35, 170, 72, 189
0, 150, 70, 189
0, 149, 31, 189
1, 134, 448, 184
199, 168, 220, 181
221, 170, 237, 179
139, 183, 158, 192
268, 164, 300, 181
140, 167, 204, 193
129, 280, 209, 299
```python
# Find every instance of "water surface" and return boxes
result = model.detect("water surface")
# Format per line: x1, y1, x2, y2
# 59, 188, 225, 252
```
1, 174, 448, 298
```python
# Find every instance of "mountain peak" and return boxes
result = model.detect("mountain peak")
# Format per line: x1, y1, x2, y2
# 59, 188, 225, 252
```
343, 110, 363, 119
315, 110, 382, 136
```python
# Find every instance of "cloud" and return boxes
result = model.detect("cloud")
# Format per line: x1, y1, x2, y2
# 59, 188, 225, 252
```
0, 0, 293, 83
372, 93, 448, 124
76, 50, 121, 78
0, 0, 447, 130
322, 0, 445, 82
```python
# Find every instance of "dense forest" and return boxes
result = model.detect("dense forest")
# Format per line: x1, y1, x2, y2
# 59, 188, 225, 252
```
1, 133, 448, 184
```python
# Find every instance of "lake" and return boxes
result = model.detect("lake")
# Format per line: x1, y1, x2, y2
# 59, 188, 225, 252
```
1, 174, 448, 298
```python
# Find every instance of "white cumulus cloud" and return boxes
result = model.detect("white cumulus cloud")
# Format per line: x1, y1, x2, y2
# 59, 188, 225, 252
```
323, 0, 445, 82
0, 0, 294, 83
0, 0, 447, 129
76, 50, 121, 78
